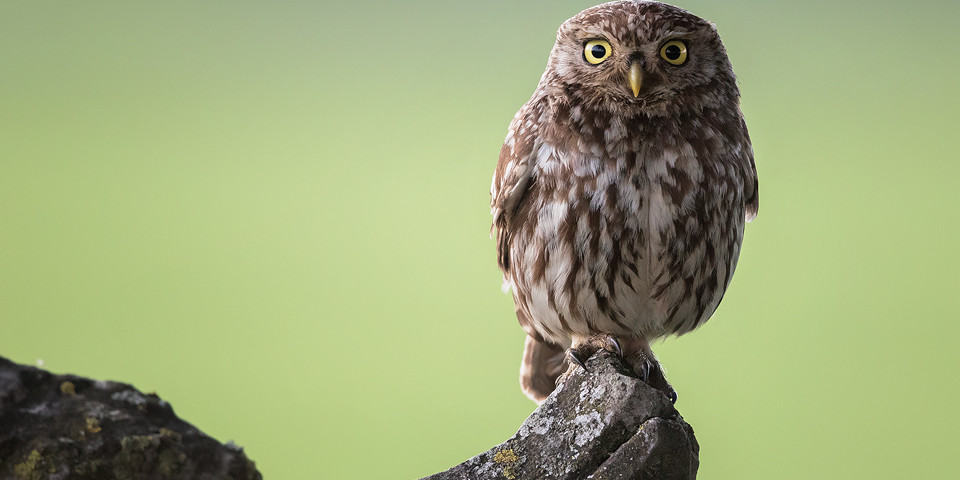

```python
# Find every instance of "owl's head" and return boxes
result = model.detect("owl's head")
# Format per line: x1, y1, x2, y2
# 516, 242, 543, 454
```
544, 1, 738, 116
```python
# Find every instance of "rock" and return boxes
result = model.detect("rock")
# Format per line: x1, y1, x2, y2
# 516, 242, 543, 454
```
0, 355, 261, 480
423, 351, 699, 480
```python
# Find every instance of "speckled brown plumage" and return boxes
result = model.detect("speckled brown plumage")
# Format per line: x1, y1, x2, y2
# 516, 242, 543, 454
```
491, 0, 758, 403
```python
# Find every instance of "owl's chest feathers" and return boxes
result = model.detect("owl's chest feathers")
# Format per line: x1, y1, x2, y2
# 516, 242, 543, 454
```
512, 113, 720, 330
505, 102, 746, 338
530, 115, 708, 254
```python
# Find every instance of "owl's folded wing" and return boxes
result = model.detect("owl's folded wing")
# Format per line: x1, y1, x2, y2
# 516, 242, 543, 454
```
743, 150, 759, 222
491, 105, 542, 272
737, 113, 759, 222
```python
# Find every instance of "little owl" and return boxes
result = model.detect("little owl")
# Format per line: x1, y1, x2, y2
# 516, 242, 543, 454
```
491, 0, 758, 403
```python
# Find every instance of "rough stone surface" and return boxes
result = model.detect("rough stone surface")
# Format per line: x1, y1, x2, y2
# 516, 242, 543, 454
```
423, 351, 699, 480
0, 355, 261, 480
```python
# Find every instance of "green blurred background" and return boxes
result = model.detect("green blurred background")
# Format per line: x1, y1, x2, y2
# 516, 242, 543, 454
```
2, 0, 958, 478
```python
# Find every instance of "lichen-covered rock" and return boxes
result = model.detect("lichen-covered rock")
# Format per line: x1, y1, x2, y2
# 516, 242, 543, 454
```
423, 351, 699, 480
0, 355, 261, 480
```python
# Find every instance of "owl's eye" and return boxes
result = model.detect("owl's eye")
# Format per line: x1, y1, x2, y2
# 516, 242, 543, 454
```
659, 40, 688, 65
583, 40, 612, 65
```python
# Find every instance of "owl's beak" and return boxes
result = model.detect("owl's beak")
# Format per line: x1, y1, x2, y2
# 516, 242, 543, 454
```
629, 62, 643, 98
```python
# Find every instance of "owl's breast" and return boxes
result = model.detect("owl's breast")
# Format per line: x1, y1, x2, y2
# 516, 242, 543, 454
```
507, 134, 746, 343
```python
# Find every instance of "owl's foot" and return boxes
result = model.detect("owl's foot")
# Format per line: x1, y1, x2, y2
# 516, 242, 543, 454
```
631, 355, 678, 404
562, 334, 678, 404
564, 334, 623, 371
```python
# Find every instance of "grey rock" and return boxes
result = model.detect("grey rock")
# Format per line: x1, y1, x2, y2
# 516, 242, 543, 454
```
0, 355, 261, 480
423, 351, 699, 480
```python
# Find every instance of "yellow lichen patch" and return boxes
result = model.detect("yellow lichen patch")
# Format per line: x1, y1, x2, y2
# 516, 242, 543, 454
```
60, 381, 76, 396
493, 448, 520, 480
115, 432, 187, 478
13, 449, 43, 480
121, 434, 159, 452
158, 428, 183, 441
85, 417, 102, 434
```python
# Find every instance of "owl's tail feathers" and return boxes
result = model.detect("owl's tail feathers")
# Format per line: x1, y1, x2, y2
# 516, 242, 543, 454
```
519, 334, 567, 404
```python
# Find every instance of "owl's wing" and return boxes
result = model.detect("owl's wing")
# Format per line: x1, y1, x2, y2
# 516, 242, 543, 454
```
740, 117, 759, 222
744, 152, 759, 222
491, 104, 541, 271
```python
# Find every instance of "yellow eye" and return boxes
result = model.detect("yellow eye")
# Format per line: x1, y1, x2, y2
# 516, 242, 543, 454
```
659, 40, 688, 65
583, 40, 612, 64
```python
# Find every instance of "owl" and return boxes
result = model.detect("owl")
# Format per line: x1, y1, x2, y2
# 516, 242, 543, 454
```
491, 0, 758, 404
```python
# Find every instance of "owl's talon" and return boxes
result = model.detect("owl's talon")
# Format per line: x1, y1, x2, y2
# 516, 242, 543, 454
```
605, 336, 623, 358
638, 360, 652, 383
567, 350, 588, 371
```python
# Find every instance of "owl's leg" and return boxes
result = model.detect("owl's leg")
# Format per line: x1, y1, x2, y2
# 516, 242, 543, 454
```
563, 334, 678, 404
